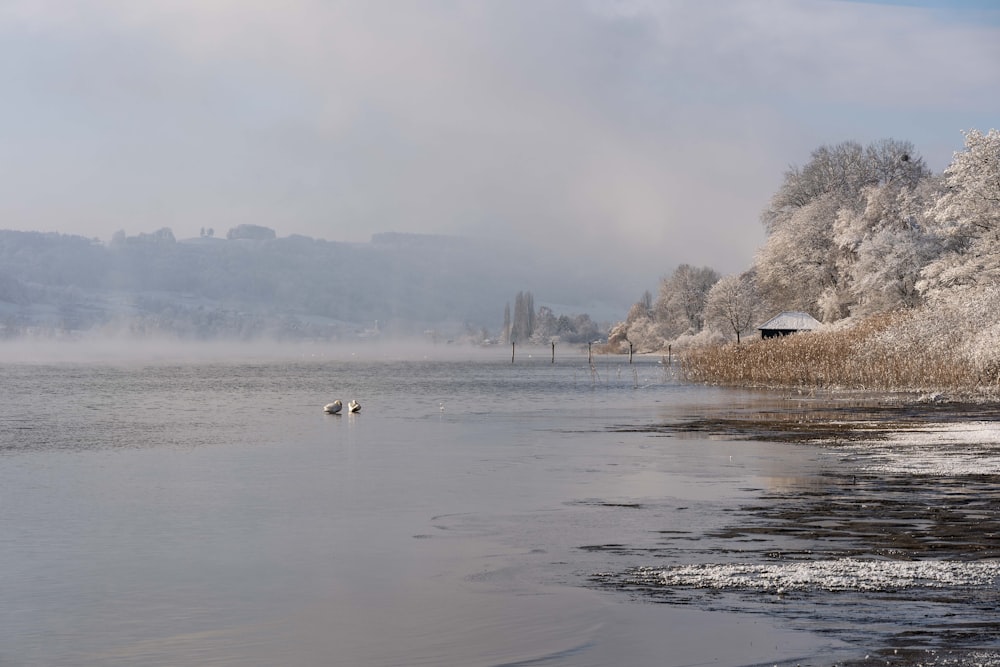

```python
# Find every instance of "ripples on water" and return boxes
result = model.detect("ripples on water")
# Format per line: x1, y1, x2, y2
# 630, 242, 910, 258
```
4, 345, 1000, 666
2, 347, 713, 667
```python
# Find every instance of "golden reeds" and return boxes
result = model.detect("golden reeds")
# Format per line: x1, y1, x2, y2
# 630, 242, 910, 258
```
681, 311, 987, 394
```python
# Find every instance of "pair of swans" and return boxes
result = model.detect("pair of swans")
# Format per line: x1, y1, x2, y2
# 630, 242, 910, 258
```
324, 399, 360, 414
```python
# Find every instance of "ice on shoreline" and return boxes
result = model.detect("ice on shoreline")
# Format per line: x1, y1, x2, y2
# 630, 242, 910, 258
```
837, 421, 1000, 475
625, 558, 1000, 593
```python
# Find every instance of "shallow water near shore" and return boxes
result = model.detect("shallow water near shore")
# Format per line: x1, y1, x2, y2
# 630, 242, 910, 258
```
2, 346, 998, 665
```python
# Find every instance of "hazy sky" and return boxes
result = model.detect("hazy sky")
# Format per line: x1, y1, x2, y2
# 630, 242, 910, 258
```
1, 0, 998, 295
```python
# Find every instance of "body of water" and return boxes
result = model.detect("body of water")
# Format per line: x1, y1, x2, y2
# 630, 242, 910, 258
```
2, 345, 998, 666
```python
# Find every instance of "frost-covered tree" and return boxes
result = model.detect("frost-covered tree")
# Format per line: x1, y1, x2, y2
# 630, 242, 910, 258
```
638, 290, 653, 318
502, 302, 511, 343
526, 305, 602, 345
834, 176, 940, 315
532, 306, 558, 342
613, 297, 662, 352
626, 301, 648, 325
608, 290, 663, 353
757, 139, 929, 320
757, 193, 842, 316
564, 313, 601, 344
654, 264, 720, 336
704, 271, 762, 344
510, 291, 534, 343
917, 129, 1000, 296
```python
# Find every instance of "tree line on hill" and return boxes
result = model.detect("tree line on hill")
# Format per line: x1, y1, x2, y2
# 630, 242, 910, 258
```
0, 226, 610, 343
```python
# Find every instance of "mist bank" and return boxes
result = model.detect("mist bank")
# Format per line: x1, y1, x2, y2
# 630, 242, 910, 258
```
0, 334, 607, 365
0, 228, 628, 343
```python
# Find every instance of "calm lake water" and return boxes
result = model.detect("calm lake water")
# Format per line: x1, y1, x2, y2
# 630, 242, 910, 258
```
2, 343, 998, 666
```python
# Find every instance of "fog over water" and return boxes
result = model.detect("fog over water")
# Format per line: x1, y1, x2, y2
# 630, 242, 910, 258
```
0, 338, 536, 365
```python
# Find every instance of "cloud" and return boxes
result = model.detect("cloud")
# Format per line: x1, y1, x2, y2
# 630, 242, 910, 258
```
0, 0, 998, 297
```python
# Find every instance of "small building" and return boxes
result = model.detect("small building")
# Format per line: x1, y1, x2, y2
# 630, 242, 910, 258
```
758, 311, 821, 339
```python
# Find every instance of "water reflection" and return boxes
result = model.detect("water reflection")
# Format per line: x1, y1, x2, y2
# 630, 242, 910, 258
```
598, 397, 1000, 664
6, 356, 1000, 666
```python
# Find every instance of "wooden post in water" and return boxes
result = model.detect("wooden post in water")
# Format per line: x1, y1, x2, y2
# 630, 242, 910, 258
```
511, 342, 515, 364
629, 342, 634, 364
588, 341, 593, 363
551, 341, 555, 364
668, 344, 672, 366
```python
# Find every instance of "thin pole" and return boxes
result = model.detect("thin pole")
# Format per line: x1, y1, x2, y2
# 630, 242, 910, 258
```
551, 341, 555, 363
511, 342, 515, 364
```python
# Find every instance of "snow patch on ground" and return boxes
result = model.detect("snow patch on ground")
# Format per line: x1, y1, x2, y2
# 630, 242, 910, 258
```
839, 421, 1000, 475
628, 558, 1000, 593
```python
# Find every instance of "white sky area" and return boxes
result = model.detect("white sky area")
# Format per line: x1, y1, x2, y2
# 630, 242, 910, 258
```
1, 0, 998, 295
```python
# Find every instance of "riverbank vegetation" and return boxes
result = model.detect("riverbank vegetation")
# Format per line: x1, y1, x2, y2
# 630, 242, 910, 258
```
612, 128, 1000, 394
681, 285, 1000, 395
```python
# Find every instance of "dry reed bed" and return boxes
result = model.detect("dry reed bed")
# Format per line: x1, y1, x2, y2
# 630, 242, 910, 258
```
681, 311, 992, 394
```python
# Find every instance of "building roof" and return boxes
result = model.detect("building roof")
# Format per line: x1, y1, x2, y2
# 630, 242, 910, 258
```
758, 311, 821, 331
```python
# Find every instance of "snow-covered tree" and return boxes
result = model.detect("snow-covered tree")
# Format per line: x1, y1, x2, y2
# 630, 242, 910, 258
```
510, 291, 535, 343
654, 264, 720, 336
756, 193, 842, 316
835, 177, 940, 315
564, 313, 601, 344
502, 302, 511, 343
638, 290, 653, 317
532, 306, 558, 342
613, 298, 662, 352
756, 139, 929, 320
917, 129, 1000, 296
704, 271, 762, 343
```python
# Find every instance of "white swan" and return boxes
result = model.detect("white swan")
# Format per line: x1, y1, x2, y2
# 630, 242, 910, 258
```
348, 399, 361, 413
324, 400, 343, 414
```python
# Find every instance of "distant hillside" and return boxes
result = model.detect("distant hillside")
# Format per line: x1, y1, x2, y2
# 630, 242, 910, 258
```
0, 228, 624, 342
